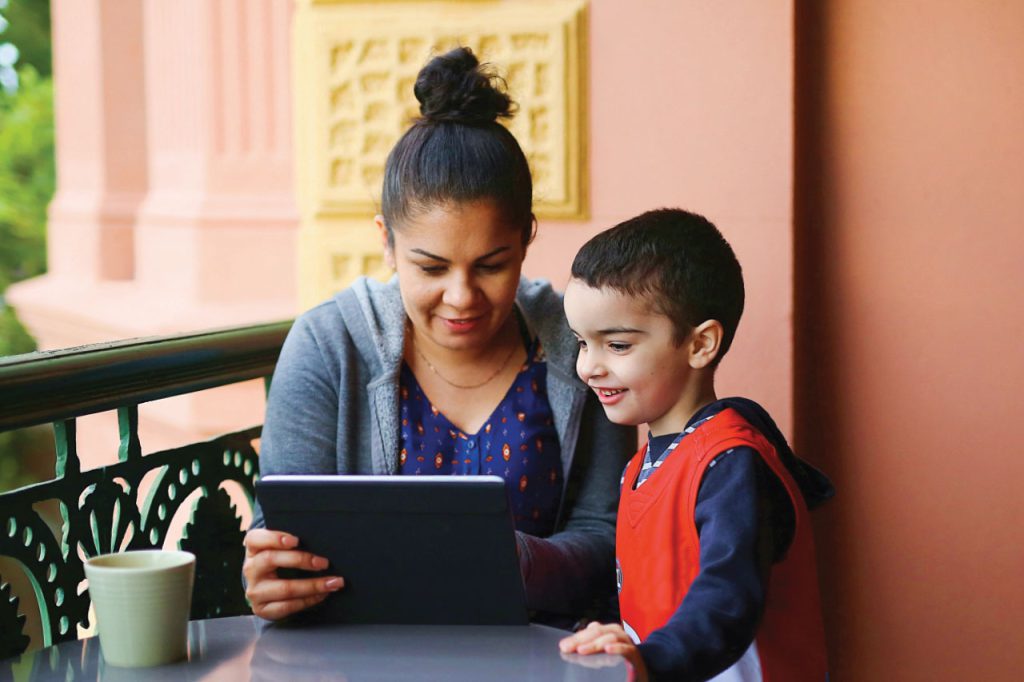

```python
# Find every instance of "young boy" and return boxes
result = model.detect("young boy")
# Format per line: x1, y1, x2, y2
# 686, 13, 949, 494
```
558, 209, 833, 681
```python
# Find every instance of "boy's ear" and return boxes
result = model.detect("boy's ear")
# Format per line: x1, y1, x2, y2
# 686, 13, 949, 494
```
688, 320, 724, 369
375, 215, 395, 270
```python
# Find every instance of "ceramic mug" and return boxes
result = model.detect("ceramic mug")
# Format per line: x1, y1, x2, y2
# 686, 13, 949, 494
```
84, 549, 196, 667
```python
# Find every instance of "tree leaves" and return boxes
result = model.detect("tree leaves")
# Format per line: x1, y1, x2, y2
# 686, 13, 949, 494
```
0, 65, 52, 293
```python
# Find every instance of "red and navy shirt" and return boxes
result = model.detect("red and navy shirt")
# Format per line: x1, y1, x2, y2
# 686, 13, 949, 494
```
618, 400, 831, 681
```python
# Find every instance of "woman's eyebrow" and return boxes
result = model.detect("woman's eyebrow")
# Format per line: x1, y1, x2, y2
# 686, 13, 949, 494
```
408, 246, 511, 262
474, 246, 511, 261
409, 248, 449, 262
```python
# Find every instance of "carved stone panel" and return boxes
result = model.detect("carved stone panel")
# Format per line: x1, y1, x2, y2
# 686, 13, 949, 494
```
294, 0, 588, 305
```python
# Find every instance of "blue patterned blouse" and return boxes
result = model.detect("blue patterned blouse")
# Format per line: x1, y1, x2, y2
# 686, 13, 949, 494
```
398, 337, 563, 537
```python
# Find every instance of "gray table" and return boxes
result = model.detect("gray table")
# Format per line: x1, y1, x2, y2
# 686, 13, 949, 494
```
8, 616, 631, 680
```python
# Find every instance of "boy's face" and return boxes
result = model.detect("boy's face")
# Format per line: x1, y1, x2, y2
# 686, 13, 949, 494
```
564, 279, 698, 436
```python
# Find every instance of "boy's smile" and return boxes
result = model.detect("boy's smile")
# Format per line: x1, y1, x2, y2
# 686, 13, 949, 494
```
564, 279, 710, 436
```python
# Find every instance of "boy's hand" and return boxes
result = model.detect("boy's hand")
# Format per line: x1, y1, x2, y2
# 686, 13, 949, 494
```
559, 621, 649, 681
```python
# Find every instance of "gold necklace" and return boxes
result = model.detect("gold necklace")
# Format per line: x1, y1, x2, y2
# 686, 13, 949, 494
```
412, 335, 520, 390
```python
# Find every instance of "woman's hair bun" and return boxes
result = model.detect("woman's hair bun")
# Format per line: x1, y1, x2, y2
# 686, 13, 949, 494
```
414, 47, 514, 124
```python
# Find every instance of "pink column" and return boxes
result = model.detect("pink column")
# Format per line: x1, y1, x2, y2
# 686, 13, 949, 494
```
45, 0, 147, 285
8, 0, 148, 349
8, 0, 298, 460
135, 0, 297, 316
10, 0, 297, 344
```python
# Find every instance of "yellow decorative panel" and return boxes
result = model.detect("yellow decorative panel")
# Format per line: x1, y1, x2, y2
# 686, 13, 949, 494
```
298, 219, 394, 309
294, 0, 588, 308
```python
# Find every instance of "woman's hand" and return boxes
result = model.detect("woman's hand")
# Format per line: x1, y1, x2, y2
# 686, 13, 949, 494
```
559, 621, 649, 682
242, 528, 344, 621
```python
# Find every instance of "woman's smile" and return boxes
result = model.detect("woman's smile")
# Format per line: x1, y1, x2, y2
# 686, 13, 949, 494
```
439, 314, 485, 334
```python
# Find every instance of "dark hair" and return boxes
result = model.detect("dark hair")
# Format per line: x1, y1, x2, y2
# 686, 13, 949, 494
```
381, 47, 534, 245
571, 208, 745, 364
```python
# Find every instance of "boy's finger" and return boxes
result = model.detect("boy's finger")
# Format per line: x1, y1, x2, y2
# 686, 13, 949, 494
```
559, 632, 589, 652
578, 632, 622, 654
560, 624, 600, 648
604, 642, 632, 654
559, 622, 623, 653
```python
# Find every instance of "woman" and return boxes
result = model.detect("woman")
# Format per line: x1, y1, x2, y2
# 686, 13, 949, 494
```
243, 47, 635, 624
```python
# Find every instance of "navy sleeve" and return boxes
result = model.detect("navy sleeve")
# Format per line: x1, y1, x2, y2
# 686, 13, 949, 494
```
636, 447, 771, 682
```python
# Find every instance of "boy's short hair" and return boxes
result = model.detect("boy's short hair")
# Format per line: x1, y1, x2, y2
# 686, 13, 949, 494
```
570, 208, 745, 363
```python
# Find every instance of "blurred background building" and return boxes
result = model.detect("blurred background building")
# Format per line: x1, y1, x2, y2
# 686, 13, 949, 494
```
1, 1, 1022, 678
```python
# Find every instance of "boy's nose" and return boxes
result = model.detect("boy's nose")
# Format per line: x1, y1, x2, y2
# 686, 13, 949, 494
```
576, 351, 605, 381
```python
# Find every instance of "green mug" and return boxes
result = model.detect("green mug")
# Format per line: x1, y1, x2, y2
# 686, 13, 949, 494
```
84, 549, 196, 667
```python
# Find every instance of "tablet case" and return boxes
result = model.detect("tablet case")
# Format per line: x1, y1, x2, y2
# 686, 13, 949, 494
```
255, 475, 529, 626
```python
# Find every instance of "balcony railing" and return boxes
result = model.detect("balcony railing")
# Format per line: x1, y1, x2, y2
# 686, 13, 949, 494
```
0, 321, 291, 658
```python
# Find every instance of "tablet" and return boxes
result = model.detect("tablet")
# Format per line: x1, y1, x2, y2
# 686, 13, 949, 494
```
255, 474, 528, 626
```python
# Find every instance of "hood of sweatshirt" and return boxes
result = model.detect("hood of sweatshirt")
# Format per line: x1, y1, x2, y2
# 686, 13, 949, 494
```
703, 397, 835, 509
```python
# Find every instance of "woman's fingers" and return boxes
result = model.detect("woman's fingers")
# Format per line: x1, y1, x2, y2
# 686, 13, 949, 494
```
251, 591, 330, 621
244, 528, 298, 555
242, 529, 329, 581
246, 574, 344, 619
247, 574, 343, 604
242, 528, 344, 621
244, 546, 329, 576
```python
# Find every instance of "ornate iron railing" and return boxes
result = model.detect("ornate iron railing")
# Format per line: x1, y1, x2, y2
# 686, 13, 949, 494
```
0, 321, 291, 658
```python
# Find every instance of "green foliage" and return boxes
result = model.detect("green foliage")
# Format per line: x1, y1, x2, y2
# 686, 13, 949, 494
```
0, 0, 51, 77
0, 304, 34, 356
0, 423, 53, 494
0, 65, 53, 292
0, 1, 53, 499
0, 62, 53, 492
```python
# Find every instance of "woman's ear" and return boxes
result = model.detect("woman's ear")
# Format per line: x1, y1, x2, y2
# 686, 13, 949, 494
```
375, 215, 395, 270
525, 214, 538, 248
688, 320, 724, 369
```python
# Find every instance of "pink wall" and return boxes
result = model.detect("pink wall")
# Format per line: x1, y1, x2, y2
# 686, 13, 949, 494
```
525, 0, 798, 433
796, 1, 1024, 678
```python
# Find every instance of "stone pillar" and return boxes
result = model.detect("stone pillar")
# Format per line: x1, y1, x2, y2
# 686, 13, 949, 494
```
8, 0, 147, 348
46, 0, 146, 286
10, 0, 297, 344
8, 0, 298, 457
135, 0, 297, 319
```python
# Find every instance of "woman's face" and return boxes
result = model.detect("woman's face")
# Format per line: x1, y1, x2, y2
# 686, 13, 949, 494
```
380, 200, 527, 353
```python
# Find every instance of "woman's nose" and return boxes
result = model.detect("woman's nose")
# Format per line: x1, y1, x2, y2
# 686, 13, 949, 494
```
442, 271, 477, 309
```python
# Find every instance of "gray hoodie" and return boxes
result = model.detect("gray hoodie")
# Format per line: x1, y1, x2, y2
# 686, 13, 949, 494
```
252, 276, 636, 617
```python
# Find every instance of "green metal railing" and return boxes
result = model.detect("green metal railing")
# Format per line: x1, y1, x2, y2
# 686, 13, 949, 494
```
0, 321, 291, 658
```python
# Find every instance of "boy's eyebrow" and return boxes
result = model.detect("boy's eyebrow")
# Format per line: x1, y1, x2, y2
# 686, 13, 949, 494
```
409, 246, 510, 263
596, 326, 647, 336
